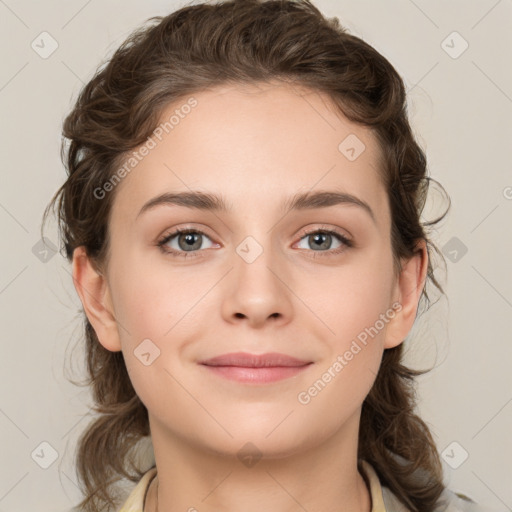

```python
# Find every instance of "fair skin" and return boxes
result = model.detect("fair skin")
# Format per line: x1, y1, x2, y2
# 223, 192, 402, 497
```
72, 80, 427, 512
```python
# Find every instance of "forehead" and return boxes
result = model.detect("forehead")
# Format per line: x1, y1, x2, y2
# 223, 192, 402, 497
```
111, 80, 388, 226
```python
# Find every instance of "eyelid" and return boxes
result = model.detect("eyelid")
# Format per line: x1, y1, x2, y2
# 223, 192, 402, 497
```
295, 224, 352, 245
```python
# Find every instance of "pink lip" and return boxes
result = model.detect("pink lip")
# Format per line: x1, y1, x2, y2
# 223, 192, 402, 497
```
199, 352, 313, 384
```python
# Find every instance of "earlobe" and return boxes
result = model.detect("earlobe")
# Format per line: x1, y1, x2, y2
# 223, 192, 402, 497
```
71, 246, 122, 352
383, 239, 429, 350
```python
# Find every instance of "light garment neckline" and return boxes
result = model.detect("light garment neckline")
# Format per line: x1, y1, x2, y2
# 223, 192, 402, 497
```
118, 460, 388, 512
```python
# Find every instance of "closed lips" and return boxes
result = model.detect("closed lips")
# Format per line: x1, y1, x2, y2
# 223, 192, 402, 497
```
199, 352, 312, 367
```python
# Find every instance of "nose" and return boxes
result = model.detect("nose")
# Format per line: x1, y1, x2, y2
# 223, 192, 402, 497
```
220, 239, 294, 329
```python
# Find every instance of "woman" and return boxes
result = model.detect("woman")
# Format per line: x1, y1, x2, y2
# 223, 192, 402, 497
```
44, 1, 492, 511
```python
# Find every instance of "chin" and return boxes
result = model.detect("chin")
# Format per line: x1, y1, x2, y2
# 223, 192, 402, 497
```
197, 423, 313, 460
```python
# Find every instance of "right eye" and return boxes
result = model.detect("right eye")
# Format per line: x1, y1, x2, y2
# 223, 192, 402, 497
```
157, 228, 217, 258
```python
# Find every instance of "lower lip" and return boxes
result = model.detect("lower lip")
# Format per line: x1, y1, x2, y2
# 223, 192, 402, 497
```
201, 364, 312, 384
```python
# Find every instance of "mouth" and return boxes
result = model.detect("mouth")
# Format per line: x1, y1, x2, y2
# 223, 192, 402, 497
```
199, 352, 314, 384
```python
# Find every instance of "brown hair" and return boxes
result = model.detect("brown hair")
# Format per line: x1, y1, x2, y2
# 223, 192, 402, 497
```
43, 1, 452, 511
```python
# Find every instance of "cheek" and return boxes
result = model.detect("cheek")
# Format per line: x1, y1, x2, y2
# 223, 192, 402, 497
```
108, 249, 206, 342
106, 250, 204, 409
312, 245, 395, 342
296, 272, 394, 418
304, 246, 395, 387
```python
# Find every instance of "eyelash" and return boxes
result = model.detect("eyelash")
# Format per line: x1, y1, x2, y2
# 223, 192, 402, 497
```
156, 226, 353, 259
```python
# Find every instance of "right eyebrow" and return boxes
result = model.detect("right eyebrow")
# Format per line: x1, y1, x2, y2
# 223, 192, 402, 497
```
137, 191, 229, 219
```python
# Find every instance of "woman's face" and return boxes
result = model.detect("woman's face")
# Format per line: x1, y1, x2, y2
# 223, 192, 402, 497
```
79, 81, 422, 458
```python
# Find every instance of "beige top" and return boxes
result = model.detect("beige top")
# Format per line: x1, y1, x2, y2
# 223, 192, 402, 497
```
117, 460, 492, 512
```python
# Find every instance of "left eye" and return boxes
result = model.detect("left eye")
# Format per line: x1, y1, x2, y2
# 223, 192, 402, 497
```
295, 229, 350, 252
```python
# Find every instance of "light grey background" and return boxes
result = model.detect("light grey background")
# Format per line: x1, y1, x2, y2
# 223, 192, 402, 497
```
0, 0, 511, 511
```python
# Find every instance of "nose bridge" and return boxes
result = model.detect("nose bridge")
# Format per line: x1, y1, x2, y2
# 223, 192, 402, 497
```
231, 205, 280, 271
234, 230, 281, 291
222, 227, 293, 326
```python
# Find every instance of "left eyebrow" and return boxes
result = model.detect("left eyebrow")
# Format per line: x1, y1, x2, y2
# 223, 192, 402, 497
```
136, 189, 376, 224
284, 190, 376, 224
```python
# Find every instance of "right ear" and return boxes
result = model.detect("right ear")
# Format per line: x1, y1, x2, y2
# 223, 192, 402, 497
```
71, 246, 122, 352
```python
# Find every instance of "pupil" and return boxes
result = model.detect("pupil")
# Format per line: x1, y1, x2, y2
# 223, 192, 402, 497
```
312, 233, 329, 250
181, 233, 200, 250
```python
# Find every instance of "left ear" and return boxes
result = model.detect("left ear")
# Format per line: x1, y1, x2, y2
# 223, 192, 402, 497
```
384, 239, 429, 349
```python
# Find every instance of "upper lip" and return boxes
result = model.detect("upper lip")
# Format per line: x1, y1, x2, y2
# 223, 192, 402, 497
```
200, 352, 312, 368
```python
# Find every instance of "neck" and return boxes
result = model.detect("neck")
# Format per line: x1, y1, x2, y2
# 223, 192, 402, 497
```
145, 412, 372, 512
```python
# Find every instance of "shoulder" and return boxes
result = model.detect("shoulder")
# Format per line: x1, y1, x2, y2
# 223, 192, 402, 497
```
382, 482, 505, 512
118, 467, 157, 512
432, 488, 507, 512
57, 468, 158, 512
361, 459, 502, 512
